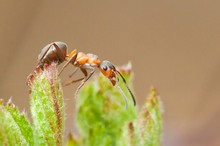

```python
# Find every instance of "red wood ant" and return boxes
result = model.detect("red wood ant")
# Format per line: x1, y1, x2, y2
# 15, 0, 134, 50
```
36, 42, 136, 108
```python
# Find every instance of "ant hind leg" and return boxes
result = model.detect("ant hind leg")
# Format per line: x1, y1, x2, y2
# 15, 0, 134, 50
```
69, 68, 79, 78
62, 77, 84, 87
74, 67, 95, 98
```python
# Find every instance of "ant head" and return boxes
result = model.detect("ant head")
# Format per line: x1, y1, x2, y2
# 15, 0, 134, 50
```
99, 60, 117, 85
100, 60, 136, 107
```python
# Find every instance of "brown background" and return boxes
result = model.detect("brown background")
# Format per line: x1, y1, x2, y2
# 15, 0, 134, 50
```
0, 1, 220, 146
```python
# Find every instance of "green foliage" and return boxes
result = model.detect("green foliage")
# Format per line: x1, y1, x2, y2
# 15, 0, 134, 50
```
121, 87, 163, 146
68, 71, 163, 146
0, 99, 33, 146
0, 63, 163, 146
30, 63, 64, 146
0, 63, 64, 146
74, 73, 137, 146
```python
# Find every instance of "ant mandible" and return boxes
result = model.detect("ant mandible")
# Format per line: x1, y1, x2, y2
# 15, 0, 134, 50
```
37, 41, 136, 108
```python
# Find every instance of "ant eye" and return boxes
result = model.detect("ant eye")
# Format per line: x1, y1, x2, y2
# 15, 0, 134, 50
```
102, 65, 107, 71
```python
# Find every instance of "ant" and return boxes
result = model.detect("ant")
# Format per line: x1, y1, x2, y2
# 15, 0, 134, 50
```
36, 41, 136, 108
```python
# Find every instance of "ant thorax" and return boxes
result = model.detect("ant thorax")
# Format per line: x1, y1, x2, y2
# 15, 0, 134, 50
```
86, 53, 101, 66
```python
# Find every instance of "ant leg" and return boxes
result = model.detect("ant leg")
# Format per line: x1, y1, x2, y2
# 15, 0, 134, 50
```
75, 67, 95, 98
116, 71, 136, 106
69, 68, 79, 78
62, 77, 84, 86
115, 73, 128, 109
58, 52, 78, 76
62, 67, 79, 85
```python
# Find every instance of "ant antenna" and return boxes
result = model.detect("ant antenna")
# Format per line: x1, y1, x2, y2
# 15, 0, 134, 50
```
115, 73, 128, 109
116, 70, 136, 106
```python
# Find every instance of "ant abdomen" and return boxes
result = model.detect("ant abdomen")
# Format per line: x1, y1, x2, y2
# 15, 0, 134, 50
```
38, 41, 68, 65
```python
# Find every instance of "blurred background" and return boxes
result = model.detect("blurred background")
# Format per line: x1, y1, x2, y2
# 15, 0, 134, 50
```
0, 1, 219, 146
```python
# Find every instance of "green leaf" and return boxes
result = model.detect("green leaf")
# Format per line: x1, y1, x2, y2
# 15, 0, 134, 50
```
0, 99, 33, 146
29, 63, 64, 146
76, 70, 138, 146
74, 64, 163, 146
138, 87, 163, 146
